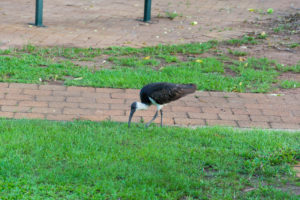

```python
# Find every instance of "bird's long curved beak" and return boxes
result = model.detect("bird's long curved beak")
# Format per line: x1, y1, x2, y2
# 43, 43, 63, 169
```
128, 108, 136, 128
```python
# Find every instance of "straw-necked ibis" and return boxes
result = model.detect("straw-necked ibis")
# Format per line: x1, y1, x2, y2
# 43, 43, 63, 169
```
128, 82, 197, 127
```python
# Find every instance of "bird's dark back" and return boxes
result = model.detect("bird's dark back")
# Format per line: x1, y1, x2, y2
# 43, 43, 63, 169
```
140, 82, 197, 105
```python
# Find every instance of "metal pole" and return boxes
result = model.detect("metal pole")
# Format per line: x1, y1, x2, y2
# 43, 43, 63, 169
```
35, 0, 44, 27
143, 0, 151, 22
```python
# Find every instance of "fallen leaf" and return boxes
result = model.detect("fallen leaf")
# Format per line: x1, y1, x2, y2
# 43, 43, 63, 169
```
74, 77, 83, 80
248, 8, 255, 12
195, 59, 203, 63
239, 57, 246, 62
143, 56, 150, 60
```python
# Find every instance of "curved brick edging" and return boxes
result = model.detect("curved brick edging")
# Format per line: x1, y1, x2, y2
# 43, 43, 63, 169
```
0, 82, 299, 129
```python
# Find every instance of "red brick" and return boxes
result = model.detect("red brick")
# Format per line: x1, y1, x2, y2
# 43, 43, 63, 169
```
52, 91, 81, 97
227, 97, 257, 104
9, 83, 38, 89
79, 115, 110, 122
110, 103, 129, 110
36, 96, 65, 102
270, 123, 300, 129
232, 108, 261, 115
32, 107, 61, 114
0, 88, 22, 94
0, 100, 17, 106
82, 92, 110, 98
96, 98, 124, 104
194, 91, 210, 97
238, 93, 267, 99
206, 120, 237, 127
95, 110, 125, 116
111, 115, 140, 123
209, 92, 238, 97
125, 110, 158, 117
188, 112, 218, 120
262, 109, 292, 117
171, 106, 201, 112
1, 106, 31, 112
111, 93, 138, 99
39, 85, 66, 91
250, 115, 282, 122
293, 110, 300, 117
19, 101, 48, 107
124, 89, 139, 94
5, 94, 33, 100
66, 97, 95, 103
168, 100, 186, 106
63, 108, 95, 115
0, 111, 14, 118
202, 107, 231, 114
163, 111, 187, 118
0, 83, 8, 88
49, 102, 79, 108
15, 113, 45, 119
46, 114, 78, 121
174, 117, 205, 126
80, 103, 109, 109
23, 89, 52, 96
97, 88, 125, 93
218, 113, 249, 121
281, 116, 300, 124
237, 121, 270, 129
67, 86, 95, 93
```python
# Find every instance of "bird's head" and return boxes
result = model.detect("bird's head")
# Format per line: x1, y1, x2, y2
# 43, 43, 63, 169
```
128, 102, 149, 128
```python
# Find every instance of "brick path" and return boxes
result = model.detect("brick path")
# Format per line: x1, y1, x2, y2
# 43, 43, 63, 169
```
1, 82, 299, 130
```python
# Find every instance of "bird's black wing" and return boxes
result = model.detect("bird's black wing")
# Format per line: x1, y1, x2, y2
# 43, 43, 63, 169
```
141, 82, 196, 105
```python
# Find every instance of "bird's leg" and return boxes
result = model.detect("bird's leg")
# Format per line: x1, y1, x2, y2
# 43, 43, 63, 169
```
146, 111, 158, 127
160, 109, 163, 127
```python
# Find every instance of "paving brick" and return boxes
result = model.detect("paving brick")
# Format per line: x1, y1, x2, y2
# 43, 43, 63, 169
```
36, 95, 65, 102
194, 91, 210, 97
202, 107, 232, 114
80, 103, 109, 109
0, 111, 14, 118
209, 92, 238, 98
1, 106, 31, 112
67, 86, 95, 93
23, 89, 52, 96
79, 115, 110, 122
0, 100, 17, 106
270, 123, 300, 129
66, 97, 95, 103
15, 113, 45, 119
95, 110, 125, 116
0, 83, 8, 88
111, 93, 138, 99
293, 110, 300, 117
281, 116, 300, 124
250, 115, 282, 122
32, 107, 61, 114
237, 121, 270, 129
9, 83, 38, 89
19, 101, 48, 107
238, 93, 267, 99
171, 106, 202, 113
0, 88, 22, 94
53, 91, 81, 97
96, 98, 124, 104
5, 94, 33, 100
82, 92, 110, 98
232, 108, 261, 115
206, 120, 238, 127
262, 109, 293, 117
46, 114, 78, 121
218, 113, 249, 121
141, 116, 174, 126
174, 118, 206, 126
39, 85, 66, 91
111, 115, 140, 123
111, 103, 129, 110
64, 108, 95, 115
49, 102, 79, 108
188, 112, 218, 120
97, 88, 125, 93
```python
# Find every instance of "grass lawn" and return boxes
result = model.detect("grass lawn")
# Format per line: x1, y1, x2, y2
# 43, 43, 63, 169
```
0, 35, 299, 93
0, 119, 299, 199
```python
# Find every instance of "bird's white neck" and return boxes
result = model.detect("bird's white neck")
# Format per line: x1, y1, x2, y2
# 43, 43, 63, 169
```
136, 102, 149, 110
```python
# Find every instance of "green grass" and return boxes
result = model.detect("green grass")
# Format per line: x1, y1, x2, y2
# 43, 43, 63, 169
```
280, 80, 300, 89
0, 38, 299, 93
0, 119, 299, 199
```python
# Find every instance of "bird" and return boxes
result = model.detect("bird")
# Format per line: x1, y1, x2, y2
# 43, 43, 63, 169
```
128, 82, 197, 128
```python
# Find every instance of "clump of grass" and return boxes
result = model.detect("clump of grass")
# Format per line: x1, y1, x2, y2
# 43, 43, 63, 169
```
280, 80, 300, 89
165, 11, 180, 20
225, 35, 258, 46
228, 49, 248, 56
0, 119, 299, 199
